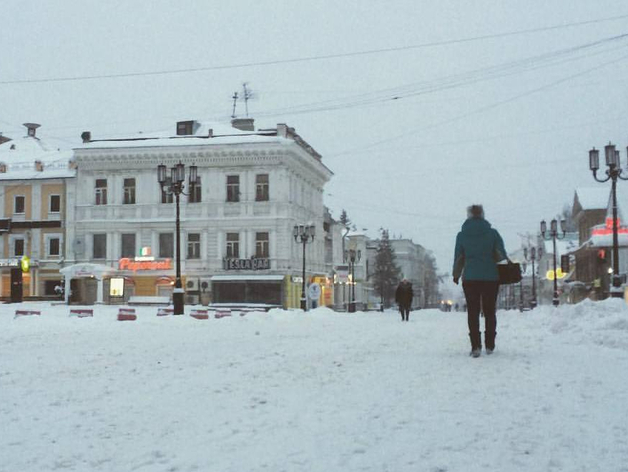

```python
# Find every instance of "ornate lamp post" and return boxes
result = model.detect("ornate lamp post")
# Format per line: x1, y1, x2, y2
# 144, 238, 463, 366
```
344, 248, 362, 313
523, 246, 540, 308
589, 143, 628, 298
293, 224, 315, 310
540, 218, 566, 306
157, 162, 198, 315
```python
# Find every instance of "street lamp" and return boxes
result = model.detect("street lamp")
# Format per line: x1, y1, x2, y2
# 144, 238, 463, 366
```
293, 224, 315, 310
540, 218, 566, 306
157, 161, 198, 315
523, 246, 540, 308
344, 248, 361, 313
589, 143, 628, 298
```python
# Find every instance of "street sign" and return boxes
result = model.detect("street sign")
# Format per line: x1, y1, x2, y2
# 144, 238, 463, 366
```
308, 283, 321, 300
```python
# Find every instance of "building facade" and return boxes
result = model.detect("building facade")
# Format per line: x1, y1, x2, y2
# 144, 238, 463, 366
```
65, 119, 333, 308
0, 124, 74, 299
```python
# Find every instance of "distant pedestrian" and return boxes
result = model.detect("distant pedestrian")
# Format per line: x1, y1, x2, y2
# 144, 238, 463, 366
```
395, 278, 413, 322
452, 204, 507, 358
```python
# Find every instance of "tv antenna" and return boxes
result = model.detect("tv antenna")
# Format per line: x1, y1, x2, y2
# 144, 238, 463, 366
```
242, 82, 253, 117
231, 91, 239, 119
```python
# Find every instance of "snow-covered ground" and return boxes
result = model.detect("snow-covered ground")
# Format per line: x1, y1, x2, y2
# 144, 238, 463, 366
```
1, 300, 628, 472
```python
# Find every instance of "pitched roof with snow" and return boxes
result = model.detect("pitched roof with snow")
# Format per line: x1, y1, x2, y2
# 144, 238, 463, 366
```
0, 130, 75, 181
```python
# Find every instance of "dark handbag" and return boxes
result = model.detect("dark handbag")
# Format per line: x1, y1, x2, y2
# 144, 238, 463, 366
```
497, 260, 522, 285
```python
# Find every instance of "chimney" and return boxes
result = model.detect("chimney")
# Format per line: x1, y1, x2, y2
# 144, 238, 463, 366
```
81, 131, 91, 143
35, 160, 44, 172
231, 117, 255, 132
23, 123, 41, 138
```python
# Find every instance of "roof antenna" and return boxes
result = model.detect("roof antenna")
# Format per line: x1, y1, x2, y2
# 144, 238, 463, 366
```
242, 82, 253, 117
231, 91, 239, 119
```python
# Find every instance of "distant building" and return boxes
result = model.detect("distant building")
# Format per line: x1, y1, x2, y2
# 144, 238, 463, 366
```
571, 187, 628, 300
0, 123, 74, 299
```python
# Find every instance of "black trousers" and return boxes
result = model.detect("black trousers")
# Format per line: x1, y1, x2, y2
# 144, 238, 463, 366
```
462, 280, 499, 349
399, 306, 410, 321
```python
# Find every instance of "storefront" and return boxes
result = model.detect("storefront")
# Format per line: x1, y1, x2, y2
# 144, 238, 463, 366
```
211, 275, 286, 308
60, 263, 116, 305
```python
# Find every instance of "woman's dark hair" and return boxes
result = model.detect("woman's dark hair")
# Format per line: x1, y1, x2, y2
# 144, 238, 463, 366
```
467, 204, 484, 219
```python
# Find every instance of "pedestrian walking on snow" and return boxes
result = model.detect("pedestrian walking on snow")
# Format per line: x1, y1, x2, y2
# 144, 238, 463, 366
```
395, 278, 414, 322
452, 205, 507, 358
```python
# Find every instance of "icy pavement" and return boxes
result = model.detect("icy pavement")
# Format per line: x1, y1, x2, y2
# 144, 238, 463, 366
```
1, 300, 627, 472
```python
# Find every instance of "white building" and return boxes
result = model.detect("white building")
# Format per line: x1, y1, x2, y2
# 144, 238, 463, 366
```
66, 118, 333, 308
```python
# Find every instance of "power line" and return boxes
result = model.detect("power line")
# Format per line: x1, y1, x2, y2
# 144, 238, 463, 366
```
328, 50, 628, 158
1, 13, 627, 85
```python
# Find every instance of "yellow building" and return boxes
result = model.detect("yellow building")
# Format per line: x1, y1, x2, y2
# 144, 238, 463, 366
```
0, 124, 74, 299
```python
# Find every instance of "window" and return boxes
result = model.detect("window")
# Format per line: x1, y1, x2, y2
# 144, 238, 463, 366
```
121, 234, 136, 258
226, 175, 240, 202
255, 232, 269, 258
226, 233, 239, 258
48, 237, 60, 257
93, 234, 107, 259
256, 174, 269, 201
95, 179, 108, 205
14, 196, 25, 214
189, 177, 202, 203
14, 238, 24, 257
49, 195, 61, 213
123, 178, 136, 204
159, 233, 174, 258
161, 187, 173, 204
177, 120, 194, 135
187, 233, 201, 259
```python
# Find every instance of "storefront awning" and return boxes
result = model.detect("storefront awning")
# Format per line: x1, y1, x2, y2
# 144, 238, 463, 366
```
60, 263, 116, 279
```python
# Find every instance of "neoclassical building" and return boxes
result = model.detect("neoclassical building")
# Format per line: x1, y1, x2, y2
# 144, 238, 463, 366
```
65, 118, 333, 308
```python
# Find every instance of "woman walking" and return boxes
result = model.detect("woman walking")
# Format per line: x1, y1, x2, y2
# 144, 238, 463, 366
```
452, 205, 507, 358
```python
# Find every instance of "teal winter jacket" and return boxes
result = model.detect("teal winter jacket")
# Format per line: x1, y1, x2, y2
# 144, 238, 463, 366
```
452, 217, 507, 281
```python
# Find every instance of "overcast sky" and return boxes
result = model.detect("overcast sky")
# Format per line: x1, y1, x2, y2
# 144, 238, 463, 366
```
1, 0, 627, 272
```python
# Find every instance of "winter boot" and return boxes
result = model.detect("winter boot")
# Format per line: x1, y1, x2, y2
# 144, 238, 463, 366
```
485, 331, 496, 355
469, 332, 482, 358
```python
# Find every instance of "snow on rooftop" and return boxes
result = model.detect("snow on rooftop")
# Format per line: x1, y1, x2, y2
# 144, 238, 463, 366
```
0, 135, 75, 180
77, 120, 287, 150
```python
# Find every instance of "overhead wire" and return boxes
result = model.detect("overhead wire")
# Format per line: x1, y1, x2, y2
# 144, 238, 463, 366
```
1, 13, 627, 85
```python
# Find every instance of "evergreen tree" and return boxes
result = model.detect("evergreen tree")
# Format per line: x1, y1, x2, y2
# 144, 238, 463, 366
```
421, 252, 440, 307
373, 229, 401, 308
339, 209, 351, 229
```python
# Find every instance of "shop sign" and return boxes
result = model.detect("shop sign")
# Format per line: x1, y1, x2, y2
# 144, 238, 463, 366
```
223, 257, 270, 270
110, 277, 125, 297
0, 259, 20, 268
308, 283, 321, 300
118, 257, 172, 271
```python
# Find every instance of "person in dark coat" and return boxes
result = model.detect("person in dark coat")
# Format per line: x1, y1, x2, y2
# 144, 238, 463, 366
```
452, 204, 507, 357
395, 278, 414, 322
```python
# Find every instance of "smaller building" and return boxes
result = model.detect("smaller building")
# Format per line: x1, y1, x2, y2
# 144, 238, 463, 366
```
0, 124, 74, 300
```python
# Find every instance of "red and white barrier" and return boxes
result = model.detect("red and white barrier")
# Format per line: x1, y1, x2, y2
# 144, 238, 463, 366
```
69, 309, 93, 318
215, 309, 232, 319
157, 307, 174, 317
15, 309, 41, 318
190, 309, 209, 320
117, 307, 137, 321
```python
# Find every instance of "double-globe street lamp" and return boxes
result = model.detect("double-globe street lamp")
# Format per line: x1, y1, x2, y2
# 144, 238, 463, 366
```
293, 224, 315, 311
157, 162, 198, 315
344, 248, 361, 313
589, 143, 628, 298
523, 246, 541, 309
540, 218, 566, 306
